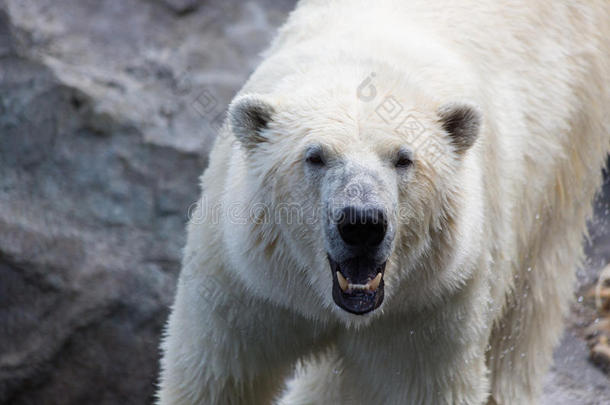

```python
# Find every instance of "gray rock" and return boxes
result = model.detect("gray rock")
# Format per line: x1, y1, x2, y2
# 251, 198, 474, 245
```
156, 0, 200, 15
543, 331, 610, 405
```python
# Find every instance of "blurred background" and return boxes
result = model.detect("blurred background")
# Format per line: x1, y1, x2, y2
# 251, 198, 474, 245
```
0, 1, 608, 404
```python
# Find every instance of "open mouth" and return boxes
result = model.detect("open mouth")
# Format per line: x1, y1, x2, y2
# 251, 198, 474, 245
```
329, 256, 386, 315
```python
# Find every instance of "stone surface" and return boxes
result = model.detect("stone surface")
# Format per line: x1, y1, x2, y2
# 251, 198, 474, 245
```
0, 1, 607, 404
157, 0, 201, 15
543, 330, 610, 405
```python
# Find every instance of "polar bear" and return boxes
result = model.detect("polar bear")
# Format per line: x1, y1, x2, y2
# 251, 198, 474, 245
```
157, 0, 610, 404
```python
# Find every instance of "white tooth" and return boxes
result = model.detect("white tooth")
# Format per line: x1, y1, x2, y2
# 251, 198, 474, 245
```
336, 271, 349, 292
367, 273, 383, 291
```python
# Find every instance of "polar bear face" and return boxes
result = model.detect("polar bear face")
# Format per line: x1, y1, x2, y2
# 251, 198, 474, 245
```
228, 69, 481, 317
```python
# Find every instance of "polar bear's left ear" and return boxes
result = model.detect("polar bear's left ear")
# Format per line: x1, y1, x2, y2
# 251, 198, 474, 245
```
437, 102, 481, 154
229, 95, 275, 150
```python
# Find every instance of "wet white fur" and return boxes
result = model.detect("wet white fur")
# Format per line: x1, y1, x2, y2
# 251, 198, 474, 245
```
157, 1, 610, 404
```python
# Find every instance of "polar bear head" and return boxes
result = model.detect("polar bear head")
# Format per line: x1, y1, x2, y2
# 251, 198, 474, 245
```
227, 65, 482, 319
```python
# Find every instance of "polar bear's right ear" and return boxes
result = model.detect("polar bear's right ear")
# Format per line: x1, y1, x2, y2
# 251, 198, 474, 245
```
228, 95, 275, 149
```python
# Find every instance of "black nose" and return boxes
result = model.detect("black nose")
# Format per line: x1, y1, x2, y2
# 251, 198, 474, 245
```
337, 207, 387, 247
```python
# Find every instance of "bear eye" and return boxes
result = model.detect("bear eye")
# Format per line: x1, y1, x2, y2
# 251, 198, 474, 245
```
395, 148, 413, 168
305, 146, 325, 167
